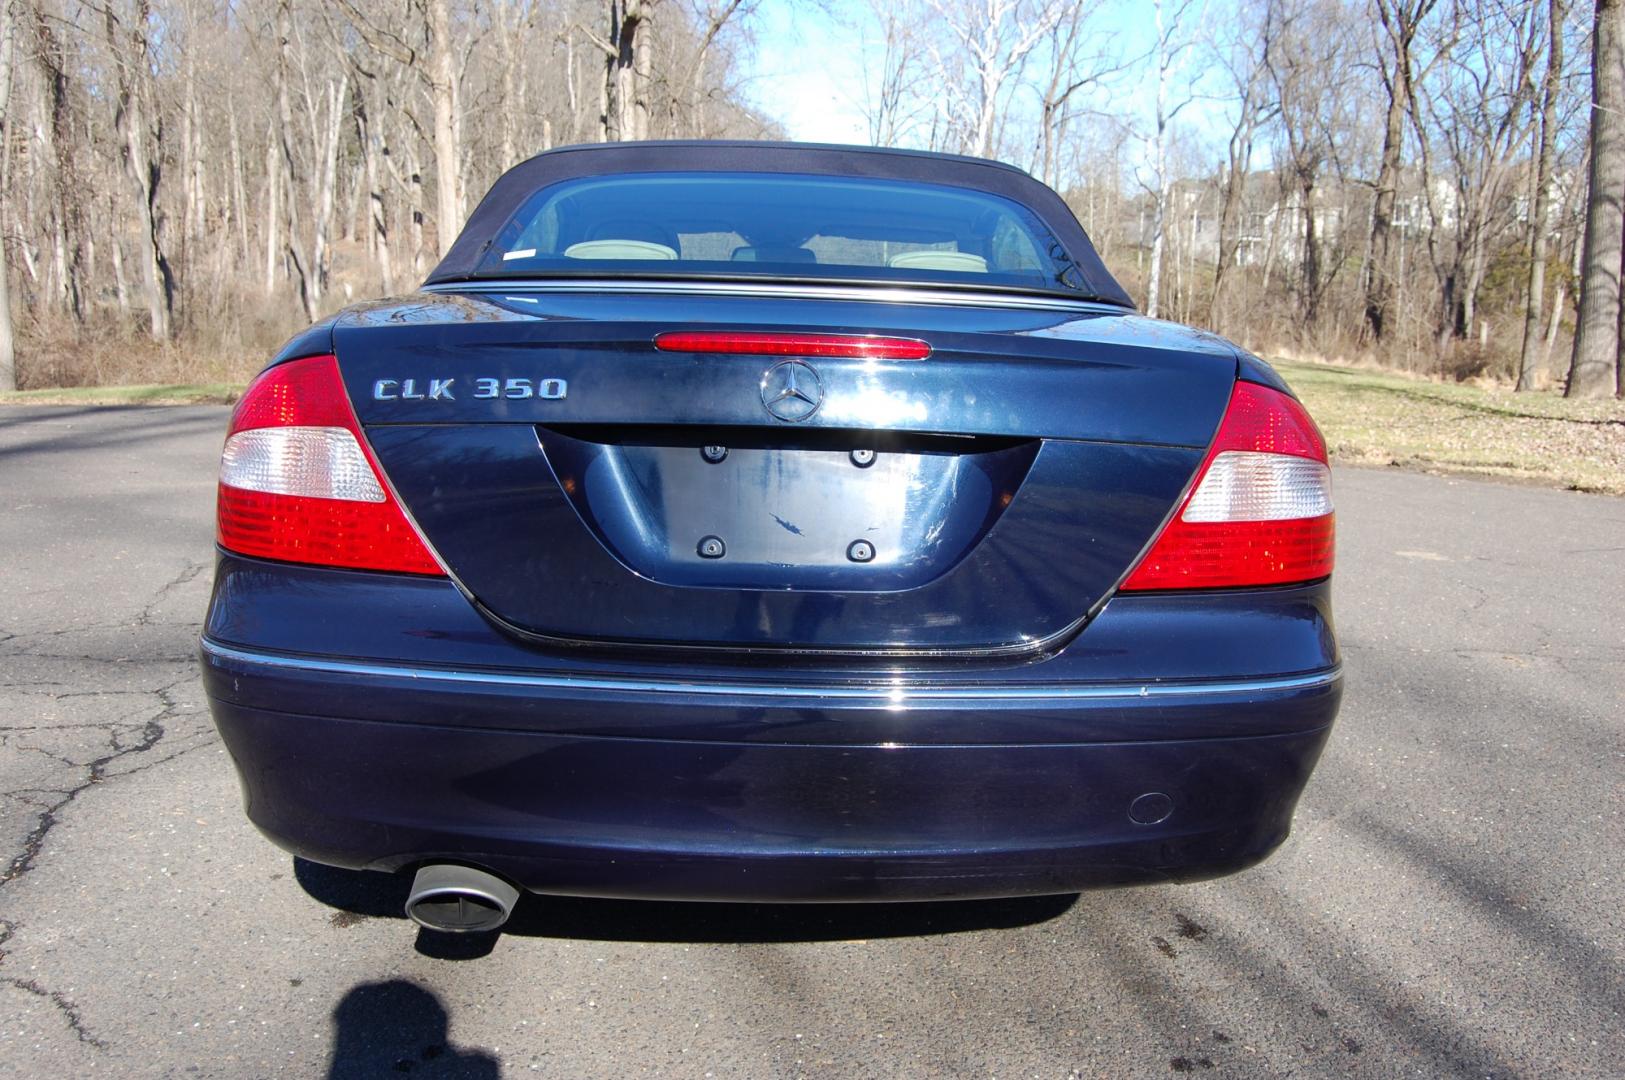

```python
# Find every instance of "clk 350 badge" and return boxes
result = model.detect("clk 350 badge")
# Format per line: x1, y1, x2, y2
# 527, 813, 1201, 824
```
372, 377, 567, 401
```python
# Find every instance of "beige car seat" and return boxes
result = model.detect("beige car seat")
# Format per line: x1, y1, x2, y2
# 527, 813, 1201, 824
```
563, 239, 679, 260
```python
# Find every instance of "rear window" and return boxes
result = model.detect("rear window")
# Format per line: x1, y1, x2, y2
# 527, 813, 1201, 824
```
476, 172, 1087, 294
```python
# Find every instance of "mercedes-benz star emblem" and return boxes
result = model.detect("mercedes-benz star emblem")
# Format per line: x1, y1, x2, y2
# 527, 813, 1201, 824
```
759, 360, 823, 422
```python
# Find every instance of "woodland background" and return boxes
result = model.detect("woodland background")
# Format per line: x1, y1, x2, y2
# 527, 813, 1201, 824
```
0, 0, 1620, 401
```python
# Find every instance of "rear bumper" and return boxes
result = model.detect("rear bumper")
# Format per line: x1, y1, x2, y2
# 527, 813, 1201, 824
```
201, 638, 1339, 901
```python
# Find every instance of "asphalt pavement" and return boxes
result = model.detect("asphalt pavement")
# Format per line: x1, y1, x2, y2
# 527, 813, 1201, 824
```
0, 404, 1620, 1078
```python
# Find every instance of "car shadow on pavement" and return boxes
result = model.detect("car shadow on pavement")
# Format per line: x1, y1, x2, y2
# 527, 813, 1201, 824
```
294, 858, 1078, 958
327, 980, 500, 1079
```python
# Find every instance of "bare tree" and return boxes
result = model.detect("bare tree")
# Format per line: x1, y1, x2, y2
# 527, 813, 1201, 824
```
1031, 1, 1118, 190
0, 0, 1610, 395
1566, 0, 1625, 398
683, 0, 751, 138
272, 1, 319, 321
427, 0, 462, 240
31, 2, 88, 325
1542, 144, 1589, 372
1265, 0, 1356, 331
1210, 0, 1277, 327
333, 0, 464, 255
926, 0, 1062, 158
586, 0, 660, 141
1365, 0, 1440, 344
1141, 0, 1201, 319
105, 0, 173, 341
0, 0, 760, 389
858, 0, 928, 147
350, 56, 395, 295
1516, 0, 1568, 390
1416, 3, 1540, 357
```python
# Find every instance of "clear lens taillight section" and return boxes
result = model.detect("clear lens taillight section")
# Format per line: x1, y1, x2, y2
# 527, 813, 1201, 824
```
216, 355, 443, 575
220, 428, 386, 502
1181, 452, 1332, 522
1121, 381, 1334, 591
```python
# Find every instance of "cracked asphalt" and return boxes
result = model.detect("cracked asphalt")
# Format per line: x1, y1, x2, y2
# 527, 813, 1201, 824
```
0, 404, 1621, 1079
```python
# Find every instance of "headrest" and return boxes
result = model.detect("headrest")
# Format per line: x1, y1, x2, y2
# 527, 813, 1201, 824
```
887, 251, 989, 273
563, 240, 679, 261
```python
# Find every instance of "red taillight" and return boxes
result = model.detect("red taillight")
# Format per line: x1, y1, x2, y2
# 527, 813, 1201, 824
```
216, 355, 444, 576
653, 331, 931, 360
1121, 381, 1334, 591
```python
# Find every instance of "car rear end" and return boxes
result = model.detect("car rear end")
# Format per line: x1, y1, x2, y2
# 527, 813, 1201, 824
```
200, 145, 1340, 913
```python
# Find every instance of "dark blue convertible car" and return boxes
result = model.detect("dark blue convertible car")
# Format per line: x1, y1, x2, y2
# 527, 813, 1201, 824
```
201, 142, 1340, 932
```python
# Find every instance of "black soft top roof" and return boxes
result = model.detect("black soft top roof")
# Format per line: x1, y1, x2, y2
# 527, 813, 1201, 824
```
426, 141, 1134, 308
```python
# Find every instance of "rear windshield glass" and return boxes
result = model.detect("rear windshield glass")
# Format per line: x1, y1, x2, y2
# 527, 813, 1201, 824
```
476, 172, 1087, 294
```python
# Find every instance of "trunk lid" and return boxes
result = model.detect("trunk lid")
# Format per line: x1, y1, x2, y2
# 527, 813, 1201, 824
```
337, 288, 1236, 654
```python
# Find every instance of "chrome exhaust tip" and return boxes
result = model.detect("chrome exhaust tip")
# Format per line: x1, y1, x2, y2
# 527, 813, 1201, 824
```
405, 864, 521, 933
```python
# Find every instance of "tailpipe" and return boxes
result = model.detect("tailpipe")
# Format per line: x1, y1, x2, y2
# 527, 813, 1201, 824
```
405, 864, 521, 933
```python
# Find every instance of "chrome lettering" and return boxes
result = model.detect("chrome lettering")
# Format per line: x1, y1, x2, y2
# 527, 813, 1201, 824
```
378, 376, 565, 403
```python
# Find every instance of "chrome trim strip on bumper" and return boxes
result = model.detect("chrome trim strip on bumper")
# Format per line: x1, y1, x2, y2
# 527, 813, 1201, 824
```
420, 278, 1112, 314
201, 638, 1340, 704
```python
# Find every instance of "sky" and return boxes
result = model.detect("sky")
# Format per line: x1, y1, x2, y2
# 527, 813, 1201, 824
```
735, 2, 877, 146
734, 1, 1244, 178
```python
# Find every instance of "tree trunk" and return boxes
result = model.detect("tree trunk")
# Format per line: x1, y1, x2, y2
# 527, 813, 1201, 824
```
1542, 280, 1566, 364
0, 0, 16, 390
311, 73, 350, 307
1146, 181, 1167, 318
428, 0, 462, 253
0, 235, 12, 388
228, 100, 249, 267
602, 1, 649, 141
32, 7, 85, 324
1567, 0, 1625, 397
180, 33, 202, 256
354, 81, 394, 295
566, 32, 585, 142
108, 1, 172, 342
632, 3, 653, 140
1146, 5, 1171, 321
1301, 175, 1321, 328
1518, 0, 1567, 391
273, 2, 316, 323
263, 121, 280, 298
1211, 117, 1258, 329
405, 138, 426, 278
110, 196, 130, 315
1365, 1, 1424, 343
500, 9, 519, 168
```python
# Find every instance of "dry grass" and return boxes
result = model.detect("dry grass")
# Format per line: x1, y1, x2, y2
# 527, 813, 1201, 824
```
10, 293, 308, 392
1274, 358, 1625, 496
